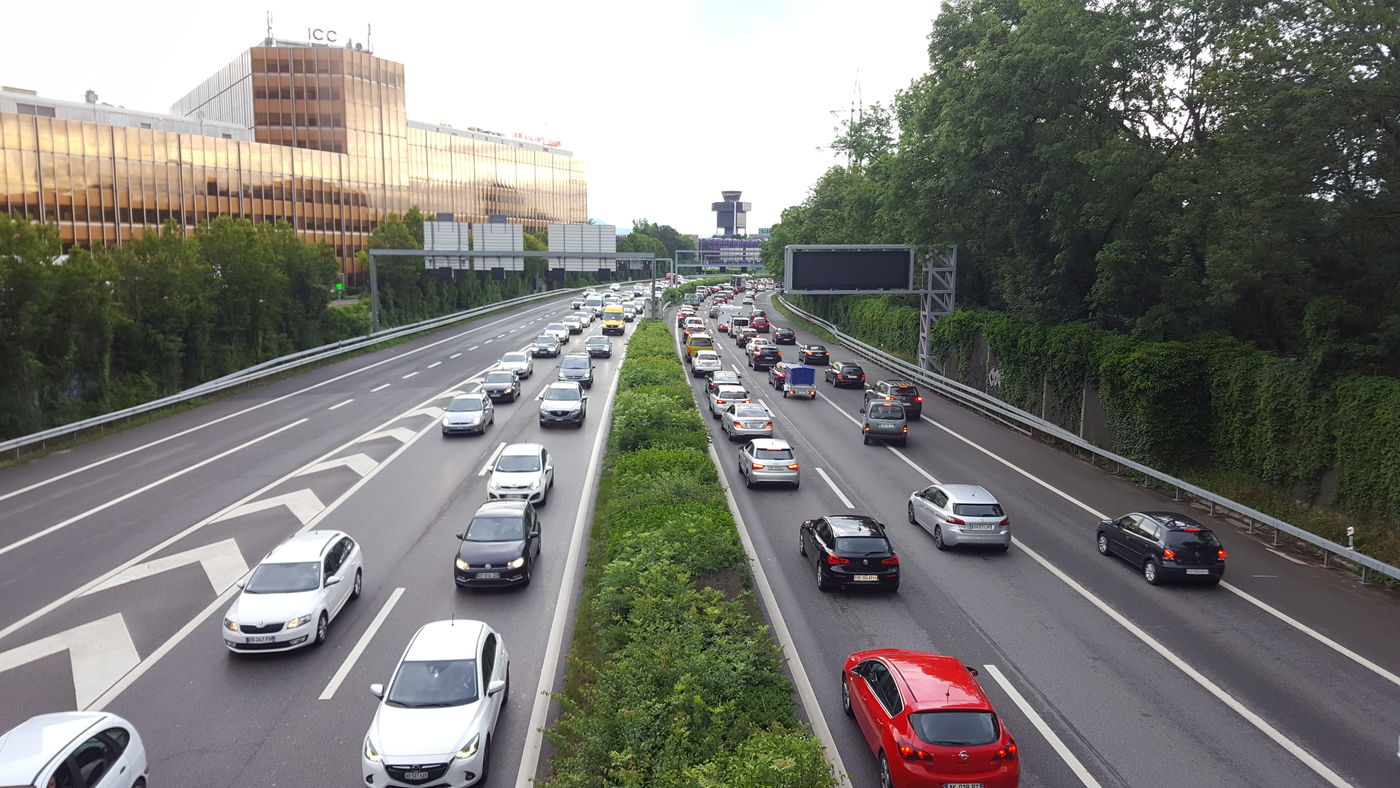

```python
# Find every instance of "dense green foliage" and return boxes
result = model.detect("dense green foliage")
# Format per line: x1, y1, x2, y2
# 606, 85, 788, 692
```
545, 320, 835, 787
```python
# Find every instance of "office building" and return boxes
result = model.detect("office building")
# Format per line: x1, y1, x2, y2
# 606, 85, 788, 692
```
711, 189, 749, 237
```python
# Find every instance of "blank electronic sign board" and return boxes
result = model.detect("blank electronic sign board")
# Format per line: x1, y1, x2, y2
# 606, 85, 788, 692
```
785, 246, 914, 293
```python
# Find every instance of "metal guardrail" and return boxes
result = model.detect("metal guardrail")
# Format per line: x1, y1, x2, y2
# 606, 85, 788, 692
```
776, 295, 1400, 584
1, 282, 647, 456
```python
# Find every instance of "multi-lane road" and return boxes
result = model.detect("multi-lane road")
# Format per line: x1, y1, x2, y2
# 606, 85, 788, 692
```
2, 285, 1398, 787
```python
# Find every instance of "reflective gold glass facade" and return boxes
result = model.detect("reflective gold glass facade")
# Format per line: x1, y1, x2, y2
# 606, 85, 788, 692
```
1, 45, 586, 282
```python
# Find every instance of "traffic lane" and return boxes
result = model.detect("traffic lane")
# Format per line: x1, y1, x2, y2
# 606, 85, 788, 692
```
103, 328, 621, 787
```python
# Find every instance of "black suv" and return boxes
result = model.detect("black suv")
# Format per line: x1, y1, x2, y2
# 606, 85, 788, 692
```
750, 346, 782, 371
798, 344, 830, 365
864, 380, 923, 419
1096, 511, 1226, 585
825, 361, 865, 388
799, 514, 900, 592
772, 327, 797, 344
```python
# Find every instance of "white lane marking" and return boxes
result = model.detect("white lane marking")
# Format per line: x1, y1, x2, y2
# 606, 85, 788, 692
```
83, 538, 248, 596
816, 390, 862, 427
450, 353, 462, 359
1015, 539, 1351, 787
428, 361, 443, 369
1220, 581, 1400, 690
296, 453, 378, 479
479, 442, 507, 477
401, 371, 419, 379
926, 413, 1400, 694
440, 390, 466, 399
370, 383, 391, 392
0, 302, 565, 504
468, 345, 480, 351
0, 419, 308, 559
1266, 548, 1309, 566
328, 399, 354, 411
215, 489, 325, 526
711, 443, 852, 787
515, 345, 623, 788
982, 663, 1101, 787
887, 446, 939, 485
814, 467, 854, 509
497, 333, 507, 339
358, 427, 418, 444
0, 613, 139, 709
408, 407, 445, 420
484, 339, 494, 345
319, 587, 405, 700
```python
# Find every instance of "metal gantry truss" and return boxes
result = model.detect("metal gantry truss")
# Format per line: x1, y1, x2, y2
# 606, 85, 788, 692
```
917, 245, 957, 372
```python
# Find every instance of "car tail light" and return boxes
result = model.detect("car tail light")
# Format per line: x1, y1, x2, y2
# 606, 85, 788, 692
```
881, 555, 899, 565
787, 463, 800, 470
826, 554, 850, 565
764, 422, 773, 429
896, 738, 934, 761
860, 375, 866, 380
914, 396, 923, 402
1183, 527, 1202, 532
716, 399, 726, 406
993, 740, 1018, 761
999, 517, 1010, 526
946, 515, 966, 525
1162, 548, 1177, 560
902, 425, 909, 433
750, 462, 764, 470
864, 425, 871, 431
1218, 549, 1227, 559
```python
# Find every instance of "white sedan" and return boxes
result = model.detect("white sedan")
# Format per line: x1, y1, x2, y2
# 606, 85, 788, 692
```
223, 530, 363, 653
363, 620, 509, 787
708, 385, 751, 418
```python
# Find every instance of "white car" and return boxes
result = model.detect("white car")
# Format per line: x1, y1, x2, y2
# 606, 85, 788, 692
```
691, 350, 723, 377
498, 352, 533, 379
544, 322, 570, 343
0, 711, 148, 788
362, 620, 509, 788
488, 443, 554, 505
708, 385, 751, 418
223, 530, 363, 653
562, 315, 583, 334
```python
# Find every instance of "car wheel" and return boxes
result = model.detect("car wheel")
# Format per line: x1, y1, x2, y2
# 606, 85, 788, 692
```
862, 434, 871, 445
314, 612, 329, 646
522, 563, 532, 586
799, 532, 807, 556
538, 488, 548, 507
1144, 559, 1162, 585
1097, 533, 1111, 556
792, 481, 799, 490
816, 563, 832, 592
351, 569, 362, 600
879, 751, 894, 788
933, 525, 949, 551
996, 543, 1011, 552
479, 735, 491, 783
899, 437, 908, 447
887, 580, 900, 593
907, 502, 917, 525
539, 420, 548, 428
841, 677, 853, 717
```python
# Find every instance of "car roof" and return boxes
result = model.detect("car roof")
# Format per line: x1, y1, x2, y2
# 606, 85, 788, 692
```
472, 499, 530, 517
803, 343, 826, 349
500, 442, 543, 457
1140, 511, 1209, 530
452, 390, 490, 399
715, 385, 748, 394
837, 360, 863, 367
546, 381, 582, 391
501, 351, 527, 358
586, 335, 610, 342
265, 529, 342, 562
824, 514, 885, 536
563, 352, 590, 359
938, 484, 997, 504
749, 438, 791, 450
877, 650, 990, 709
879, 379, 919, 387
0, 712, 111, 784
404, 619, 486, 662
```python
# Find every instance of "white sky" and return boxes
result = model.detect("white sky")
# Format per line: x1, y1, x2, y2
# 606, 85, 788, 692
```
1, 0, 936, 236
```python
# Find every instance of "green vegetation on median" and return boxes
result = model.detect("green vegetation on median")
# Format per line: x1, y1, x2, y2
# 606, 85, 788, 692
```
544, 320, 836, 787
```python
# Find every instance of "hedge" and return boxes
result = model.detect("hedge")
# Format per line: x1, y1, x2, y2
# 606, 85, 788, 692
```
543, 319, 835, 787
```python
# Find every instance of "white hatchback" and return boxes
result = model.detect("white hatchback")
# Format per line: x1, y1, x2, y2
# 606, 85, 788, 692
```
223, 530, 363, 653
0, 712, 147, 788
362, 620, 509, 788
691, 350, 723, 377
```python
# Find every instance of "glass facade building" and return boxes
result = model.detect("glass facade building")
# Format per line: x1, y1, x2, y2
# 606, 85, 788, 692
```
1, 41, 586, 281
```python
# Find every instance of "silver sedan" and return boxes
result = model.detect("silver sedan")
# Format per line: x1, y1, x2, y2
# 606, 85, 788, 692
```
722, 402, 774, 440
737, 438, 799, 489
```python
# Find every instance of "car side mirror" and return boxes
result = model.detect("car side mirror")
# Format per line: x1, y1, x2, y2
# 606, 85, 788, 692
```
581, 395, 588, 401
487, 679, 507, 696
325, 575, 342, 587
858, 406, 866, 414
802, 519, 813, 527
236, 580, 245, 589
369, 683, 384, 699
455, 532, 466, 540
966, 666, 980, 677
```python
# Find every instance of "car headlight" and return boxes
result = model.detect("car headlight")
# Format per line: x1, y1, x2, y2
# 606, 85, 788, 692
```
456, 557, 471, 571
455, 734, 480, 760
364, 737, 382, 763
224, 618, 240, 632
490, 480, 501, 490
529, 479, 540, 490
286, 613, 315, 629
507, 556, 526, 569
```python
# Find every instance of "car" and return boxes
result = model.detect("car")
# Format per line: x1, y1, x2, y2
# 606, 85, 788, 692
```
539, 381, 587, 427
544, 322, 570, 343
772, 327, 796, 344
557, 353, 594, 389
531, 335, 561, 358
768, 361, 795, 389
908, 484, 1010, 551
737, 438, 800, 489
750, 315, 771, 333
716, 319, 730, 334
362, 620, 509, 788
861, 400, 908, 445
865, 380, 924, 419
570, 297, 584, 310
562, 315, 583, 334
454, 500, 542, 587
842, 649, 1020, 788
722, 402, 774, 441
708, 307, 720, 319
1096, 511, 1227, 585
748, 308, 767, 319
736, 327, 759, 347
708, 385, 751, 418
684, 332, 715, 363
730, 315, 751, 334
576, 309, 593, 326
798, 344, 830, 365
223, 530, 363, 652
799, 515, 900, 592
826, 360, 866, 387
692, 350, 723, 377
487, 443, 554, 505
706, 369, 742, 397
442, 392, 496, 435
498, 351, 534, 378
622, 304, 638, 322
0, 711, 149, 788
749, 345, 782, 371
585, 335, 613, 358
741, 296, 754, 305
682, 317, 706, 340
480, 371, 521, 404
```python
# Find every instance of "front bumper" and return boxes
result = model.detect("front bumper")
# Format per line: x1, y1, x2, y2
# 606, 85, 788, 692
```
223, 624, 313, 653
540, 409, 584, 425
442, 421, 488, 435
364, 753, 484, 788
455, 564, 529, 587
484, 389, 516, 401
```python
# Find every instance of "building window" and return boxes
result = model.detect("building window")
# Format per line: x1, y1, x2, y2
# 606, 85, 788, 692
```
16, 103, 56, 117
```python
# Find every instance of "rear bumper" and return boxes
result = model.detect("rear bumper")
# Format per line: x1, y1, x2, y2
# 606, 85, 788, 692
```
748, 467, 799, 485
941, 525, 1011, 547
1160, 563, 1226, 582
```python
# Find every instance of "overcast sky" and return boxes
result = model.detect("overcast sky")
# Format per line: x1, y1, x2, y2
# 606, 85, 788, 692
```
2, 0, 937, 236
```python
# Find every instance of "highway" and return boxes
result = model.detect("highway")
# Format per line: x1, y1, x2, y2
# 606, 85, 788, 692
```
681, 291, 1400, 787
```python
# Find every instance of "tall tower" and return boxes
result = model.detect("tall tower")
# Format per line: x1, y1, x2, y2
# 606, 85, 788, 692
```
711, 190, 750, 237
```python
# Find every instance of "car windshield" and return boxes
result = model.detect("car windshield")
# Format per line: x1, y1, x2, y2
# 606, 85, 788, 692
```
834, 536, 890, 556
244, 561, 320, 594
465, 516, 525, 541
587, 338, 608, 346
547, 324, 566, 331
386, 659, 478, 708
910, 710, 1000, 747
544, 386, 582, 402
754, 448, 793, 460
535, 336, 554, 345
502, 353, 527, 364
954, 503, 1005, 517
447, 397, 485, 412
562, 357, 590, 369
485, 372, 514, 384
869, 404, 904, 418
496, 453, 541, 472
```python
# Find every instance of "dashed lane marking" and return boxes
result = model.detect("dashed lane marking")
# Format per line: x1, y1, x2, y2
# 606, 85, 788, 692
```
370, 384, 390, 392
328, 399, 354, 410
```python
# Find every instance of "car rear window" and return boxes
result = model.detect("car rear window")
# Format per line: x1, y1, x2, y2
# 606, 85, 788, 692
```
754, 448, 793, 460
1167, 529, 1222, 549
953, 503, 1004, 517
834, 536, 890, 555
868, 404, 904, 418
910, 711, 1000, 746
893, 386, 918, 396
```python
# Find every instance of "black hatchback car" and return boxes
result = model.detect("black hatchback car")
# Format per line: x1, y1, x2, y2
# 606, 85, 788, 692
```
454, 500, 542, 587
1096, 511, 1226, 585
750, 346, 782, 371
799, 514, 900, 592
773, 327, 797, 344
825, 361, 866, 388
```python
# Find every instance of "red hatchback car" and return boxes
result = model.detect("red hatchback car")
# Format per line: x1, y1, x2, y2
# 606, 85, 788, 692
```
843, 649, 1019, 788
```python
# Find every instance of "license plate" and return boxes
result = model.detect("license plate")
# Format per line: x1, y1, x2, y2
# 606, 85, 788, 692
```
404, 771, 429, 780
1186, 568, 1209, 575
477, 572, 500, 579
966, 524, 996, 530
944, 784, 983, 788
879, 424, 896, 430
853, 574, 877, 582
244, 635, 275, 644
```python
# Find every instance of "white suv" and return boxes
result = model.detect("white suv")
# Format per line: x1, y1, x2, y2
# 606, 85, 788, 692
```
223, 530, 363, 653
488, 443, 554, 506
362, 620, 509, 788
0, 712, 147, 788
